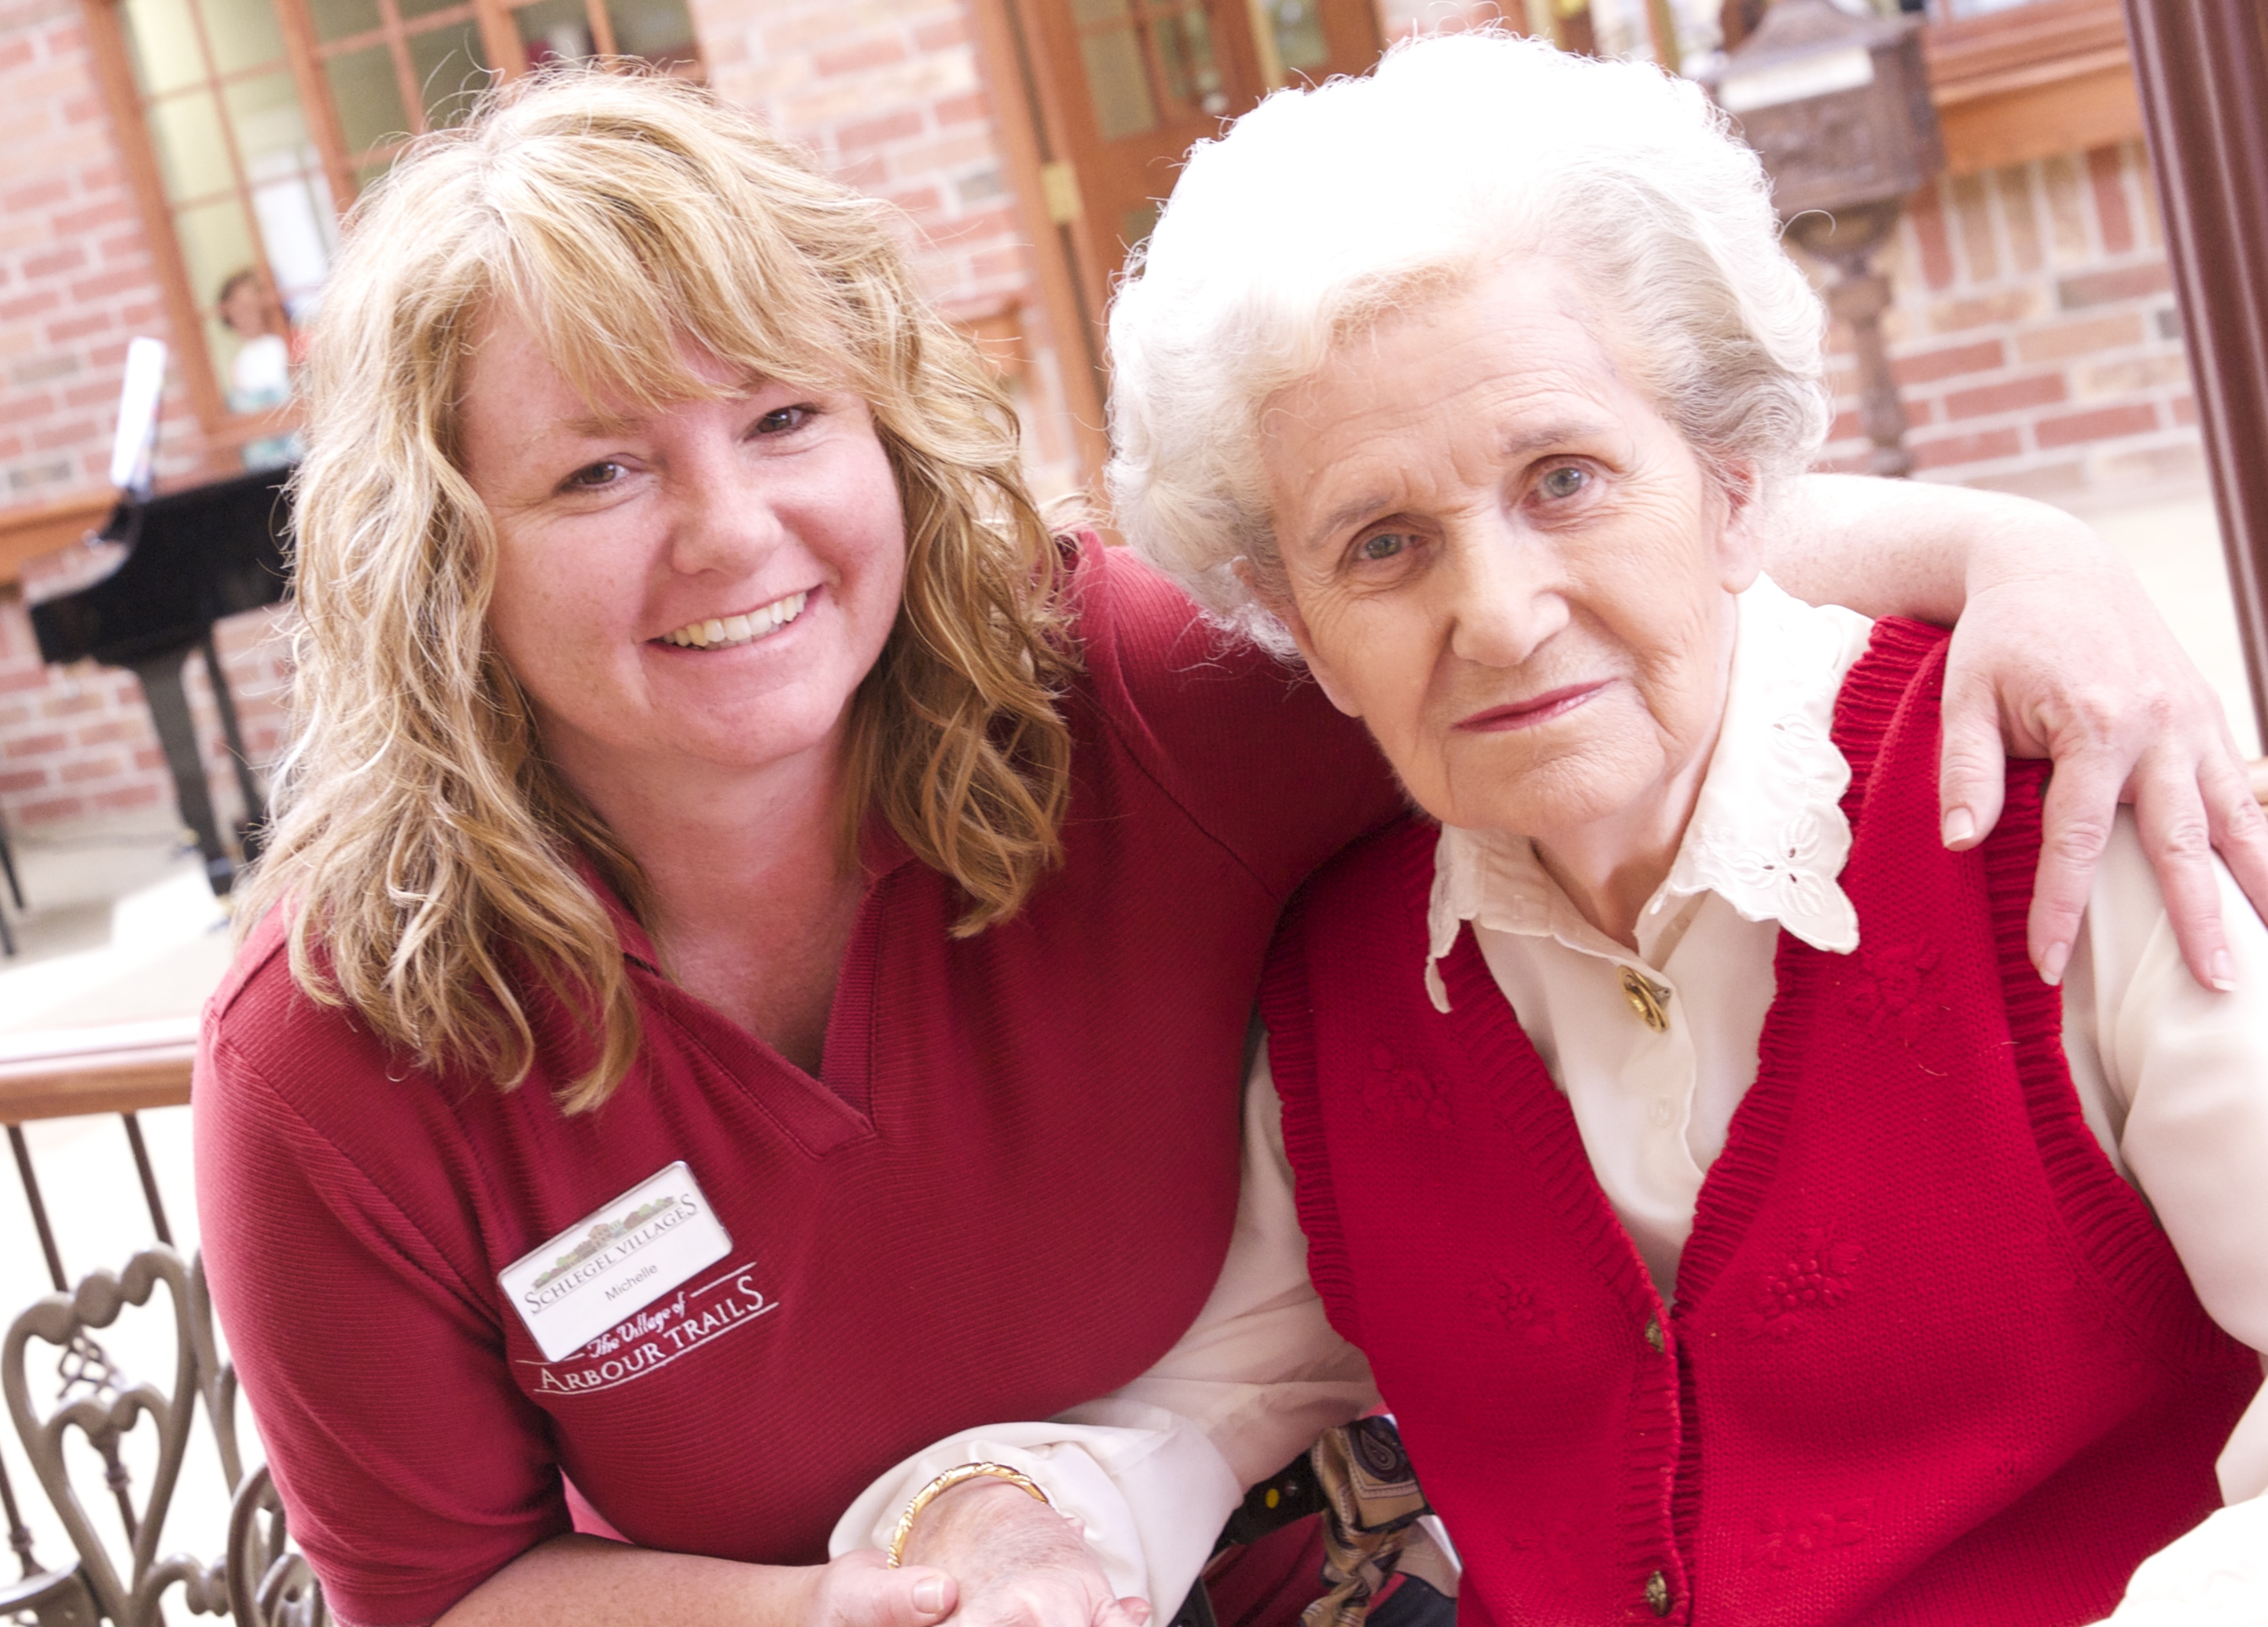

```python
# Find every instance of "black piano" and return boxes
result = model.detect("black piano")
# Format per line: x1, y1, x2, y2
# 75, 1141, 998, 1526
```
28, 466, 292, 894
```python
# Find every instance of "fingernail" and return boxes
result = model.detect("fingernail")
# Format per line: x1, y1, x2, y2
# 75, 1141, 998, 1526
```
2211, 949, 2236, 993
1943, 808, 1976, 848
913, 1577, 949, 1615
2040, 940, 2068, 986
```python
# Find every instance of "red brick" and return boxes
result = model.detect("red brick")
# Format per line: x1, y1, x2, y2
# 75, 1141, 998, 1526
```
16, 794, 88, 823
90, 782, 161, 811
814, 35, 909, 76
884, 184, 943, 215
2035, 402, 2159, 447
912, 16, 967, 50
1910, 426, 2021, 469
934, 91, 988, 127
73, 717, 143, 746
42, 310, 110, 344
0, 287, 60, 321
0, 668, 47, 694
42, 690, 103, 718
67, 265, 150, 302
4, 729, 64, 757
2057, 260, 2171, 309
1826, 407, 1861, 443
130, 745, 164, 771
2014, 311, 2144, 365
1890, 338, 2002, 388
0, 391, 54, 424
1944, 373, 2067, 420
59, 753, 124, 783
836, 109, 924, 153
0, 767, 46, 794
1, 178, 68, 214
0, 38, 35, 72
50, 197, 134, 237
2172, 394, 2199, 426
31, 417, 96, 451
20, 244, 86, 280
2087, 145, 2134, 255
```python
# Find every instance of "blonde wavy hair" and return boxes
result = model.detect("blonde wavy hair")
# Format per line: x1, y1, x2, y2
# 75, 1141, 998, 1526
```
241, 67, 1077, 1112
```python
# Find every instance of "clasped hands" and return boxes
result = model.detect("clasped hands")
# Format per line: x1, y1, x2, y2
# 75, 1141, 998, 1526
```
818, 1478, 1144, 1627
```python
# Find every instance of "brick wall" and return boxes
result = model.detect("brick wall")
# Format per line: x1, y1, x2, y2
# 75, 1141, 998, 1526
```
1818, 142, 2200, 507
0, 0, 200, 507
0, 591, 290, 837
692, 0, 1087, 493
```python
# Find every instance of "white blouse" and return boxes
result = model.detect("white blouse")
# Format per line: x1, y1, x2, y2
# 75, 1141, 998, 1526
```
835, 580, 2268, 1624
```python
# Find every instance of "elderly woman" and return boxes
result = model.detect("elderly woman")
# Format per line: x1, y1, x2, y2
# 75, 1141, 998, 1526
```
199, 60, 2265, 1627
1099, 33, 2268, 1625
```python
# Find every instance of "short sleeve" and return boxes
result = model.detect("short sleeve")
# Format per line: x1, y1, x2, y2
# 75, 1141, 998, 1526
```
195, 996, 569, 1626
1068, 539, 1402, 901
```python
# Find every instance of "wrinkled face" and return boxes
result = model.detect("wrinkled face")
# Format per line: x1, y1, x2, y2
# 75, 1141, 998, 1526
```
459, 311, 907, 797
1260, 256, 1759, 845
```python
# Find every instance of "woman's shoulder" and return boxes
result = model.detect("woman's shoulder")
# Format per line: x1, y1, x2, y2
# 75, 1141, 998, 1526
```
1058, 535, 1402, 893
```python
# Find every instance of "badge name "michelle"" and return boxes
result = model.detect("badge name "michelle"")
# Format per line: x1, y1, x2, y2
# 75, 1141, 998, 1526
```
499, 1162, 732, 1362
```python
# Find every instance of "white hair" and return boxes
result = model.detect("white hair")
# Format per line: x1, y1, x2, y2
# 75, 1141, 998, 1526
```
1107, 30, 1832, 649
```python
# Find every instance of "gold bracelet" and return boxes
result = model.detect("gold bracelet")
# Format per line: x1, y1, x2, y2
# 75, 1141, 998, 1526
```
885, 1462, 1053, 1567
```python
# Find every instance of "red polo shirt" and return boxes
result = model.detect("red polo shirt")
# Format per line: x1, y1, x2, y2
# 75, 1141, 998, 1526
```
194, 541, 1399, 1627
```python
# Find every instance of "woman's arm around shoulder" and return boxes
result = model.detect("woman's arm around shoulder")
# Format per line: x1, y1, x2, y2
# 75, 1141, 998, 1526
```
1765, 472, 2268, 992
1064, 536, 1403, 900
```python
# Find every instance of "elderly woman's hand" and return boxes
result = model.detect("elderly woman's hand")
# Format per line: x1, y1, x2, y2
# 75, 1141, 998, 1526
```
895, 1478, 1154, 1627
1760, 473, 2268, 992
1934, 527, 2268, 993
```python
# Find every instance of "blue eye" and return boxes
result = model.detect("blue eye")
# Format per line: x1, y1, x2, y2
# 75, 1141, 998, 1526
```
1538, 466, 1588, 500
1356, 532, 1409, 562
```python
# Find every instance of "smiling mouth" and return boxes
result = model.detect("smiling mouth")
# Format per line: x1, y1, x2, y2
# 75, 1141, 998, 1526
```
656, 590, 810, 650
1457, 682, 1606, 732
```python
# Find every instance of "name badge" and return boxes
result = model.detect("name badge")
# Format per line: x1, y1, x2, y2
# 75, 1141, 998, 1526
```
499, 1161, 732, 1362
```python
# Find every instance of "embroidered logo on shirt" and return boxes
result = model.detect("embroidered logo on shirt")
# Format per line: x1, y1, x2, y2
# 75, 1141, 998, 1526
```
519, 1259, 781, 1397
1744, 1225, 1862, 1340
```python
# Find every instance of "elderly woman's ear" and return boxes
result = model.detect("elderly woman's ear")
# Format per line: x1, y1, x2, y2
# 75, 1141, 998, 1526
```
1711, 457, 1767, 597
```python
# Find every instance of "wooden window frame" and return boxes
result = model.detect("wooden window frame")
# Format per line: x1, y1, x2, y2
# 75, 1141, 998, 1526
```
74, 0, 701, 480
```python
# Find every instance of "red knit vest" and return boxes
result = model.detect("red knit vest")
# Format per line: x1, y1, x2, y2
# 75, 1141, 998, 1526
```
1262, 619, 2259, 1627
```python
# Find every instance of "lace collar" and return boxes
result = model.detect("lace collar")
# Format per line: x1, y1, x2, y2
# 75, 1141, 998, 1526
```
1424, 576, 1873, 1012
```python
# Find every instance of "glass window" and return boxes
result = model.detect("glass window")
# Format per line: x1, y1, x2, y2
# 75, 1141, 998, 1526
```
102, 0, 707, 458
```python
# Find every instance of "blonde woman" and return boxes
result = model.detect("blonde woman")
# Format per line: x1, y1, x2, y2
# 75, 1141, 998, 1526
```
195, 66, 2268, 1627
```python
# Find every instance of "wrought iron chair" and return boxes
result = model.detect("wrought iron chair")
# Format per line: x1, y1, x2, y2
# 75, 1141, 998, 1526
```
0, 1244, 323, 1627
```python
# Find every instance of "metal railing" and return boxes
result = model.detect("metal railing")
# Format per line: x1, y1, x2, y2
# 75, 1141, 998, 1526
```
0, 1024, 321, 1627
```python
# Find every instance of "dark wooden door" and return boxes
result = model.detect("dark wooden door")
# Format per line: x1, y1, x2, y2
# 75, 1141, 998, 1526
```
1008, 0, 1384, 337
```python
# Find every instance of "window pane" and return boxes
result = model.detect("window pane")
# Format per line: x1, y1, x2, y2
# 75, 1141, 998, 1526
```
1079, 28, 1156, 140
325, 42, 411, 154
515, 0, 594, 66
406, 21, 491, 127
224, 73, 337, 316
199, 0, 286, 75
1261, 0, 1328, 74
399, 0, 468, 21
307, 0, 382, 43
1152, 4, 1225, 116
605, 0, 695, 64
147, 88, 233, 201
174, 194, 262, 359
1070, 0, 1127, 21
121, 0, 206, 95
